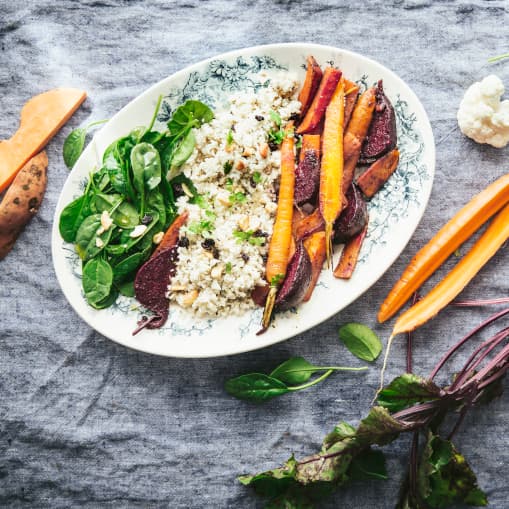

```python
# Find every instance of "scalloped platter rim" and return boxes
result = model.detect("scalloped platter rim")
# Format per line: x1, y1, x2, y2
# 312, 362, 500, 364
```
51, 43, 435, 358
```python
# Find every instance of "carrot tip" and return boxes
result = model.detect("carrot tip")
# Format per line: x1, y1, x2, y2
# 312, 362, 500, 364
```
261, 286, 277, 330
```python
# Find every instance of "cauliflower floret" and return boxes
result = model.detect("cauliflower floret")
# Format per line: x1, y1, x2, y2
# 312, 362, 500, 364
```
457, 75, 509, 148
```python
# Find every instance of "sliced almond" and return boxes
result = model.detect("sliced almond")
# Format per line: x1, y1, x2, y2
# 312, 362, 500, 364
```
153, 231, 164, 244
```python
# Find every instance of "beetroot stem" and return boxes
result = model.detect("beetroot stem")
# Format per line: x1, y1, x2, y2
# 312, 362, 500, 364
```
429, 307, 509, 380
451, 297, 509, 307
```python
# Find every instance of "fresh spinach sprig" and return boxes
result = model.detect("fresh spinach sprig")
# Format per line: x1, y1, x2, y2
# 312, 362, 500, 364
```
225, 356, 367, 403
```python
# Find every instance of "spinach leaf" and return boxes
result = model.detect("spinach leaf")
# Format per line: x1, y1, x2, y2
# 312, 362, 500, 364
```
113, 252, 145, 283
131, 142, 162, 217
91, 287, 119, 309
338, 323, 382, 362
63, 128, 86, 169
103, 136, 136, 200
146, 188, 166, 229
270, 357, 327, 385
75, 214, 113, 261
167, 100, 214, 136
82, 258, 113, 306
117, 280, 135, 297
171, 128, 196, 168
93, 193, 139, 228
59, 194, 91, 242
106, 213, 159, 255
225, 373, 290, 402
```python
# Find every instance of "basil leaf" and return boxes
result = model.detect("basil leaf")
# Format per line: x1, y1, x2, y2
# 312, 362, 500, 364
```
377, 374, 441, 413
82, 258, 113, 305
225, 373, 289, 402
269, 357, 318, 385
338, 323, 382, 362
59, 194, 91, 242
63, 128, 86, 169
171, 129, 196, 168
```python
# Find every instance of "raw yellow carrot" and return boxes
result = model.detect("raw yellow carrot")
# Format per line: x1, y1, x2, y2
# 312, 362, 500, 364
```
378, 173, 509, 323
261, 122, 295, 330
393, 202, 509, 335
319, 79, 345, 268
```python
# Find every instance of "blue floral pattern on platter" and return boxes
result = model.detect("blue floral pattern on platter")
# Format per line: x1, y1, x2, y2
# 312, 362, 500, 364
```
61, 52, 432, 341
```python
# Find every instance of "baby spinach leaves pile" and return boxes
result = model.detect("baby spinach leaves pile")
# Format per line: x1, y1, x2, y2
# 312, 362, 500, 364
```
59, 98, 213, 308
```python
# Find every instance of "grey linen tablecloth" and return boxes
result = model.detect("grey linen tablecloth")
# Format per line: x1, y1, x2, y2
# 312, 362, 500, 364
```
1, 1, 508, 507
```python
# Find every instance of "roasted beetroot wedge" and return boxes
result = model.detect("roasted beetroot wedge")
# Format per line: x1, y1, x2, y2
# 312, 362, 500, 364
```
360, 80, 397, 163
294, 136, 321, 205
133, 246, 178, 334
275, 241, 312, 311
334, 185, 368, 243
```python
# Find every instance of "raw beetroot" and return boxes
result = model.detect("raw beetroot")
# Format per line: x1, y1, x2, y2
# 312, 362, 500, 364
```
334, 185, 368, 243
132, 247, 178, 334
360, 80, 397, 163
275, 241, 312, 311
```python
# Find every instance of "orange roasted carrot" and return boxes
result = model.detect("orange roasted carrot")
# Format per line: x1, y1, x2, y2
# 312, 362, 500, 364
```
342, 87, 377, 194
296, 67, 342, 135
319, 79, 345, 267
378, 173, 509, 323
303, 231, 326, 302
261, 122, 295, 330
333, 222, 368, 279
357, 148, 400, 198
151, 211, 189, 258
298, 56, 323, 118
343, 78, 360, 129
392, 202, 509, 335
294, 208, 325, 241
299, 134, 321, 163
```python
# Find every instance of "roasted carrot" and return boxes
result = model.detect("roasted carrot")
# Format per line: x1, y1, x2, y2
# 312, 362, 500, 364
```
296, 67, 342, 135
393, 202, 509, 335
299, 134, 321, 162
151, 211, 189, 258
333, 221, 368, 279
378, 173, 509, 322
302, 231, 326, 302
357, 148, 400, 198
319, 79, 345, 267
343, 78, 360, 129
342, 87, 377, 194
294, 208, 325, 241
261, 122, 295, 330
298, 56, 323, 118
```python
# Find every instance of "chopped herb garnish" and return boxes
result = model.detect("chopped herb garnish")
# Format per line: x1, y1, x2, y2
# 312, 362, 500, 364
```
295, 135, 303, 148
268, 128, 285, 146
225, 262, 232, 273
229, 192, 247, 204
233, 229, 266, 246
188, 220, 215, 236
226, 129, 234, 145
225, 178, 234, 191
223, 161, 233, 175
252, 171, 262, 184
269, 110, 282, 126
270, 273, 285, 287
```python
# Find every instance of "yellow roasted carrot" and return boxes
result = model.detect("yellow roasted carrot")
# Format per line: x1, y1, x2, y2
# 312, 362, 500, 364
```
261, 122, 295, 330
393, 202, 509, 335
378, 173, 509, 323
319, 79, 345, 268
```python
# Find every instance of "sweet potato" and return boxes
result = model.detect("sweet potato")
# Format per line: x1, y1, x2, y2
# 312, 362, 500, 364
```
294, 208, 325, 241
357, 148, 400, 198
302, 231, 326, 302
0, 151, 48, 260
0, 89, 86, 193
360, 80, 397, 163
296, 67, 342, 135
151, 211, 189, 258
343, 78, 360, 128
298, 56, 323, 118
333, 221, 368, 279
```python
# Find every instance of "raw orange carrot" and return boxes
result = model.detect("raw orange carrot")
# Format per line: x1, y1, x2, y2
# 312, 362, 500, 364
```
343, 78, 360, 129
151, 211, 189, 258
0, 89, 87, 193
298, 56, 323, 117
299, 134, 321, 163
357, 148, 400, 198
296, 67, 342, 135
302, 230, 326, 301
319, 79, 345, 267
261, 122, 295, 330
342, 87, 376, 194
333, 221, 368, 279
392, 202, 509, 335
378, 173, 509, 323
